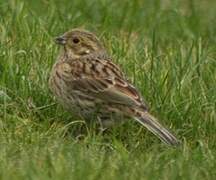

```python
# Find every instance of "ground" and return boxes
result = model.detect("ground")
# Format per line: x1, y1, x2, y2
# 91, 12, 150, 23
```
0, 0, 215, 179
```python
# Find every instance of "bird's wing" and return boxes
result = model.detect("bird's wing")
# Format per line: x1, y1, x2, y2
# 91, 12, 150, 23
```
71, 76, 147, 109
64, 57, 148, 110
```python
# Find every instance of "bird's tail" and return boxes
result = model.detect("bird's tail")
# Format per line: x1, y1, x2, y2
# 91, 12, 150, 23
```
134, 111, 180, 146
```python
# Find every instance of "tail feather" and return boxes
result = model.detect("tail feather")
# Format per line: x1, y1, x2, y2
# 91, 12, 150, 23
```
134, 112, 180, 146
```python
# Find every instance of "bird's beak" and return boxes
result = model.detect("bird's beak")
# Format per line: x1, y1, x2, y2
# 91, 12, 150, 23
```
55, 36, 66, 45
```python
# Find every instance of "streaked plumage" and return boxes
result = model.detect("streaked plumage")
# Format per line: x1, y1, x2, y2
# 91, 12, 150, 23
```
49, 29, 180, 146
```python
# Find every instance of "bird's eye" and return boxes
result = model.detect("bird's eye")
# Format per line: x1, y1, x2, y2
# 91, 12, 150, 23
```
72, 38, 80, 44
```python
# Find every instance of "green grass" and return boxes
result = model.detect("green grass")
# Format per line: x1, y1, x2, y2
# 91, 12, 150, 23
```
0, 0, 216, 179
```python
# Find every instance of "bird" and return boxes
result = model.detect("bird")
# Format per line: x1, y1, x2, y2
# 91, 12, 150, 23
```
49, 29, 180, 146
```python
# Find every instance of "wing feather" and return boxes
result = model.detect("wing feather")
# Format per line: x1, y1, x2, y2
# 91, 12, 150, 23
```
70, 77, 147, 109
63, 56, 148, 110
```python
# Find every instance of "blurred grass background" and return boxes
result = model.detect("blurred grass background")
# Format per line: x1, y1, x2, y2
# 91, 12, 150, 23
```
0, 0, 216, 179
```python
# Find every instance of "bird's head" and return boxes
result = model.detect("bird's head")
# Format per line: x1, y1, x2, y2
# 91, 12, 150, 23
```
55, 29, 105, 58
